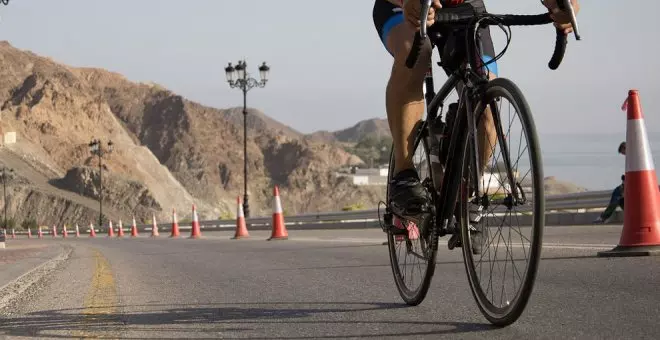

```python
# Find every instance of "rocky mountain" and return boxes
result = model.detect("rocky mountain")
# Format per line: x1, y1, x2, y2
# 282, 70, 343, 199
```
0, 41, 378, 227
308, 118, 390, 143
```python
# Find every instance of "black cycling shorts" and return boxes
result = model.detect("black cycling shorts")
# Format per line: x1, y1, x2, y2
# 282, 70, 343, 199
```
372, 0, 498, 76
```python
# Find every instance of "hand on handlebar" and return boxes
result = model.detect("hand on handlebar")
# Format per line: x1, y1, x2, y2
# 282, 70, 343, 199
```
403, 0, 442, 31
542, 0, 580, 35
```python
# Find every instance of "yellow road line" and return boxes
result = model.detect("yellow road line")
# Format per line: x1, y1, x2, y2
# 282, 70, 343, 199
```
73, 248, 120, 338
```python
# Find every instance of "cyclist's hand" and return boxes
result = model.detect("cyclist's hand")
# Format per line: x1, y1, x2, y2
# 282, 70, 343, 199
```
403, 0, 442, 31
542, 0, 580, 35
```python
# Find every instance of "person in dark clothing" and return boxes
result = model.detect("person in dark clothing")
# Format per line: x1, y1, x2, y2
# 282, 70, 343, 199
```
594, 142, 626, 224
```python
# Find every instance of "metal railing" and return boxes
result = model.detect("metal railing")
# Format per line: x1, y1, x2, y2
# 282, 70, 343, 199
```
101, 189, 614, 233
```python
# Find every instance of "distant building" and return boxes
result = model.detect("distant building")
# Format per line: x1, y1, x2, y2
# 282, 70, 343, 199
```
337, 166, 389, 186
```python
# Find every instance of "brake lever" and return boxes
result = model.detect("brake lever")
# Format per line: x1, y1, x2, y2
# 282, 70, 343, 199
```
561, 0, 581, 40
419, 0, 433, 39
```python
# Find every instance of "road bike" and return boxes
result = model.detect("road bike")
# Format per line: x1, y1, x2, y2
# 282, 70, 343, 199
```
378, 0, 581, 327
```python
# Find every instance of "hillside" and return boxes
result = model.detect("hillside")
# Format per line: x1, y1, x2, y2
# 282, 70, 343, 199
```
308, 118, 390, 143
0, 41, 379, 227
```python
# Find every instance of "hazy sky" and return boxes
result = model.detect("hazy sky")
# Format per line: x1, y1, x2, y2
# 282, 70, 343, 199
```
0, 0, 658, 136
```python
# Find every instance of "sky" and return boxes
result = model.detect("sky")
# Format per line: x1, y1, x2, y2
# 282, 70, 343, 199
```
0, 0, 658, 136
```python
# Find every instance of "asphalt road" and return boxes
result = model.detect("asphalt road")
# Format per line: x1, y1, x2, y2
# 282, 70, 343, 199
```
0, 225, 658, 339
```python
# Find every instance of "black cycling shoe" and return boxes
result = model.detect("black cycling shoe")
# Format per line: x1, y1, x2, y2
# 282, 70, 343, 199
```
388, 168, 430, 221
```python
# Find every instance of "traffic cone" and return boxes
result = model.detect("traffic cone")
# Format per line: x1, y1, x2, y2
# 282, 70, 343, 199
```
189, 204, 201, 239
268, 186, 288, 240
131, 216, 138, 237
170, 209, 180, 238
151, 214, 159, 237
232, 196, 249, 239
62, 225, 68, 238
599, 89, 660, 257
89, 223, 96, 238
107, 220, 114, 237
117, 219, 125, 237
75, 224, 80, 237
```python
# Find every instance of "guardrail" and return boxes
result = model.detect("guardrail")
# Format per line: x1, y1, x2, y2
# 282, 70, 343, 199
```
117, 189, 615, 233
8, 190, 615, 236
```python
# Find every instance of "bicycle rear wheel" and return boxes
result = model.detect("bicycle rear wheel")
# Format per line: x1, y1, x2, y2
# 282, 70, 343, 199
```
459, 78, 544, 326
386, 128, 438, 306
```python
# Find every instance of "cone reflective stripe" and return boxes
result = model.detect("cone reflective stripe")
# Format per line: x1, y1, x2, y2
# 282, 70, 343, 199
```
268, 186, 288, 240
599, 90, 660, 257
131, 216, 138, 237
75, 224, 80, 237
117, 219, 125, 237
89, 223, 96, 237
189, 204, 201, 239
232, 196, 249, 239
107, 220, 114, 237
151, 214, 159, 237
170, 209, 180, 238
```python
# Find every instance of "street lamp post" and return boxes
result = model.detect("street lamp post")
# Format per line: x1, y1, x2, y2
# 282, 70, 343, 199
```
0, 167, 14, 239
88, 139, 113, 228
225, 59, 270, 218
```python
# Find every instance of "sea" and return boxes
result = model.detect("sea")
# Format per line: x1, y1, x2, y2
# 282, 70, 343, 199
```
538, 131, 660, 191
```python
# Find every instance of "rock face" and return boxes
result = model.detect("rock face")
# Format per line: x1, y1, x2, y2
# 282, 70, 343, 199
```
307, 118, 391, 143
0, 41, 383, 225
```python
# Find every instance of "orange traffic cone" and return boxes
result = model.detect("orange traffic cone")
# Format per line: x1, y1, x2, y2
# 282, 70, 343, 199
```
107, 220, 114, 237
151, 214, 159, 237
232, 196, 249, 239
268, 186, 288, 241
599, 89, 660, 257
62, 225, 68, 238
131, 216, 138, 237
189, 205, 201, 239
117, 219, 125, 237
170, 209, 180, 238
52, 225, 58, 237
89, 223, 96, 237
75, 224, 80, 237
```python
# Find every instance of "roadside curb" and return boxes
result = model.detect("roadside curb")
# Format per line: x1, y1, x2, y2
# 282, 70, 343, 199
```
0, 243, 73, 310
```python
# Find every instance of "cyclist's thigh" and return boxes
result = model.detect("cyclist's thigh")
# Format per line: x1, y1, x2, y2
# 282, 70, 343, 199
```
372, 0, 431, 65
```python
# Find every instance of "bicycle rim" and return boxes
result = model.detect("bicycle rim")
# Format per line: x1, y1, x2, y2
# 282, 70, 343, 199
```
459, 78, 544, 326
386, 132, 438, 306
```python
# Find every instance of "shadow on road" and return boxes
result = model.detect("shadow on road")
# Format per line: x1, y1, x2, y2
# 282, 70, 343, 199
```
0, 301, 497, 339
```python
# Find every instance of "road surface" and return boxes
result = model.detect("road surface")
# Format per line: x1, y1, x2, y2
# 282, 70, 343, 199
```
0, 225, 658, 339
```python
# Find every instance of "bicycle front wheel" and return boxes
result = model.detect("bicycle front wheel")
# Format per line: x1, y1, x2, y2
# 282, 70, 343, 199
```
459, 78, 545, 326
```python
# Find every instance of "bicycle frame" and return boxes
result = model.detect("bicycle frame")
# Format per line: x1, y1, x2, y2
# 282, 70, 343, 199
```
418, 21, 524, 237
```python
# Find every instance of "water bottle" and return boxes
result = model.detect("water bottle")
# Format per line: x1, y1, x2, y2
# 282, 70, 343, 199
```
429, 118, 447, 191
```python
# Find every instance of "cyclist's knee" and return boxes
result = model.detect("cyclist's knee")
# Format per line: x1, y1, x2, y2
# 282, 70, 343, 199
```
387, 24, 431, 71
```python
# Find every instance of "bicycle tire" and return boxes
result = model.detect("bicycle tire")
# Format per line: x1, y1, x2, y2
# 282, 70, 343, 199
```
459, 78, 544, 326
386, 132, 438, 306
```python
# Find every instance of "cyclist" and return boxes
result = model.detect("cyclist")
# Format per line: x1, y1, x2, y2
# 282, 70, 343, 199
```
373, 0, 580, 253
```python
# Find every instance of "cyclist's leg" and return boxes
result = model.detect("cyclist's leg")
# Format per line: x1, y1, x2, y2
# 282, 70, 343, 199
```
373, 0, 432, 217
